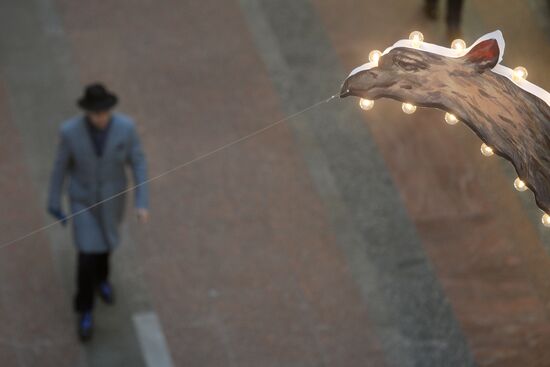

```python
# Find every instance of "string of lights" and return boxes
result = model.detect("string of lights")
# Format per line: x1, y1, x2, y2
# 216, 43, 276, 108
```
353, 31, 550, 228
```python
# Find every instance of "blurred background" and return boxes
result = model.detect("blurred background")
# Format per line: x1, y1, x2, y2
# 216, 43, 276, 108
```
0, 0, 549, 366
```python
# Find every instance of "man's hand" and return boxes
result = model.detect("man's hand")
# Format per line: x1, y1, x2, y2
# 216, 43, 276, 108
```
48, 206, 67, 226
136, 208, 149, 224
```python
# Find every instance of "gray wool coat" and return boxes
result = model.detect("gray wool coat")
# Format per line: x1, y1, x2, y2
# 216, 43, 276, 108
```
47, 112, 149, 253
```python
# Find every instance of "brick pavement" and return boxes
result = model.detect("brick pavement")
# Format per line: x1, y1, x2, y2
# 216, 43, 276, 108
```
0, 0, 548, 366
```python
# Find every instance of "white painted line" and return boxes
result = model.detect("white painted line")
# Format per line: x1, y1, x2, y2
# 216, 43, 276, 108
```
133, 311, 174, 367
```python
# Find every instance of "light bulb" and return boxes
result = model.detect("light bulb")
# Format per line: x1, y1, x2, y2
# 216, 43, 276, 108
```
513, 177, 528, 192
444, 112, 459, 125
359, 98, 374, 110
542, 213, 550, 227
480, 143, 494, 157
512, 66, 528, 82
451, 39, 466, 51
409, 31, 424, 48
402, 103, 416, 114
369, 50, 382, 65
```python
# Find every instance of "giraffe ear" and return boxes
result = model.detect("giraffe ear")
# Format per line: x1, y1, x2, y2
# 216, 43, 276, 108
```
464, 39, 500, 72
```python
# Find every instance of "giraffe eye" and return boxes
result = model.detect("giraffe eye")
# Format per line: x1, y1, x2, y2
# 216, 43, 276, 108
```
395, 57, 419, 71
393, 54, 428, 71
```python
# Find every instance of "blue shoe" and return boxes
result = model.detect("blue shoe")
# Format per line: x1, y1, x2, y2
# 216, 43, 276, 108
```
98, 282, 115, 305
78, 311, 93, 342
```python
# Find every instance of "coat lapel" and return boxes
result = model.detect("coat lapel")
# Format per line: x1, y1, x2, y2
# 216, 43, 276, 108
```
101, 115, 121, 159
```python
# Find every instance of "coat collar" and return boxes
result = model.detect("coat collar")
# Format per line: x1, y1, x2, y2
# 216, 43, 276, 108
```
79, 114, 121, 159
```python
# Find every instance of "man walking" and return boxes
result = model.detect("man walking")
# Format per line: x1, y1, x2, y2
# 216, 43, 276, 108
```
47, 83, 149, 341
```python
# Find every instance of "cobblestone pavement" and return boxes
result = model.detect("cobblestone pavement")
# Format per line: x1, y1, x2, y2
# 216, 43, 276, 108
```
0, 1, 549, 366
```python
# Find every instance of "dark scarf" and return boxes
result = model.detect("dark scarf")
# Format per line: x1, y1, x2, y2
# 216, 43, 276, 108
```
85, 116, 112, 157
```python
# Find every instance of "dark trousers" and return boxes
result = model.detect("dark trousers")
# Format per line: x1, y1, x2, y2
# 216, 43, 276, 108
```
426, 0, 464, 28
74, 252, 110, 312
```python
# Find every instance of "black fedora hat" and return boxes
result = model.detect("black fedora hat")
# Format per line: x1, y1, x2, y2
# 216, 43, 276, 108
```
77, 83, 118, 111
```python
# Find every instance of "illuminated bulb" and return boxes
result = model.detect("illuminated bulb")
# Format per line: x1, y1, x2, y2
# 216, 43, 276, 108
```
359, 98, 374, 110
402, 102, 417, 114
409, 31, 424, 48
542, 213, 550, 227
369, 50, 382, 65
480, 143, 494, 157
512, 66, 528, 82
444, 112, 459, 125
451, 39, 466, 51
513, 177, 528, 192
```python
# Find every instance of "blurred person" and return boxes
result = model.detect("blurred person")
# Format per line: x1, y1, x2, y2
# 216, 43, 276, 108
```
47, 83, 149, 341
424, 0, 465, 40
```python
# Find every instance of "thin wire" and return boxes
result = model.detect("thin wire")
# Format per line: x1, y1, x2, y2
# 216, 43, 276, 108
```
0, 94, 339, 250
